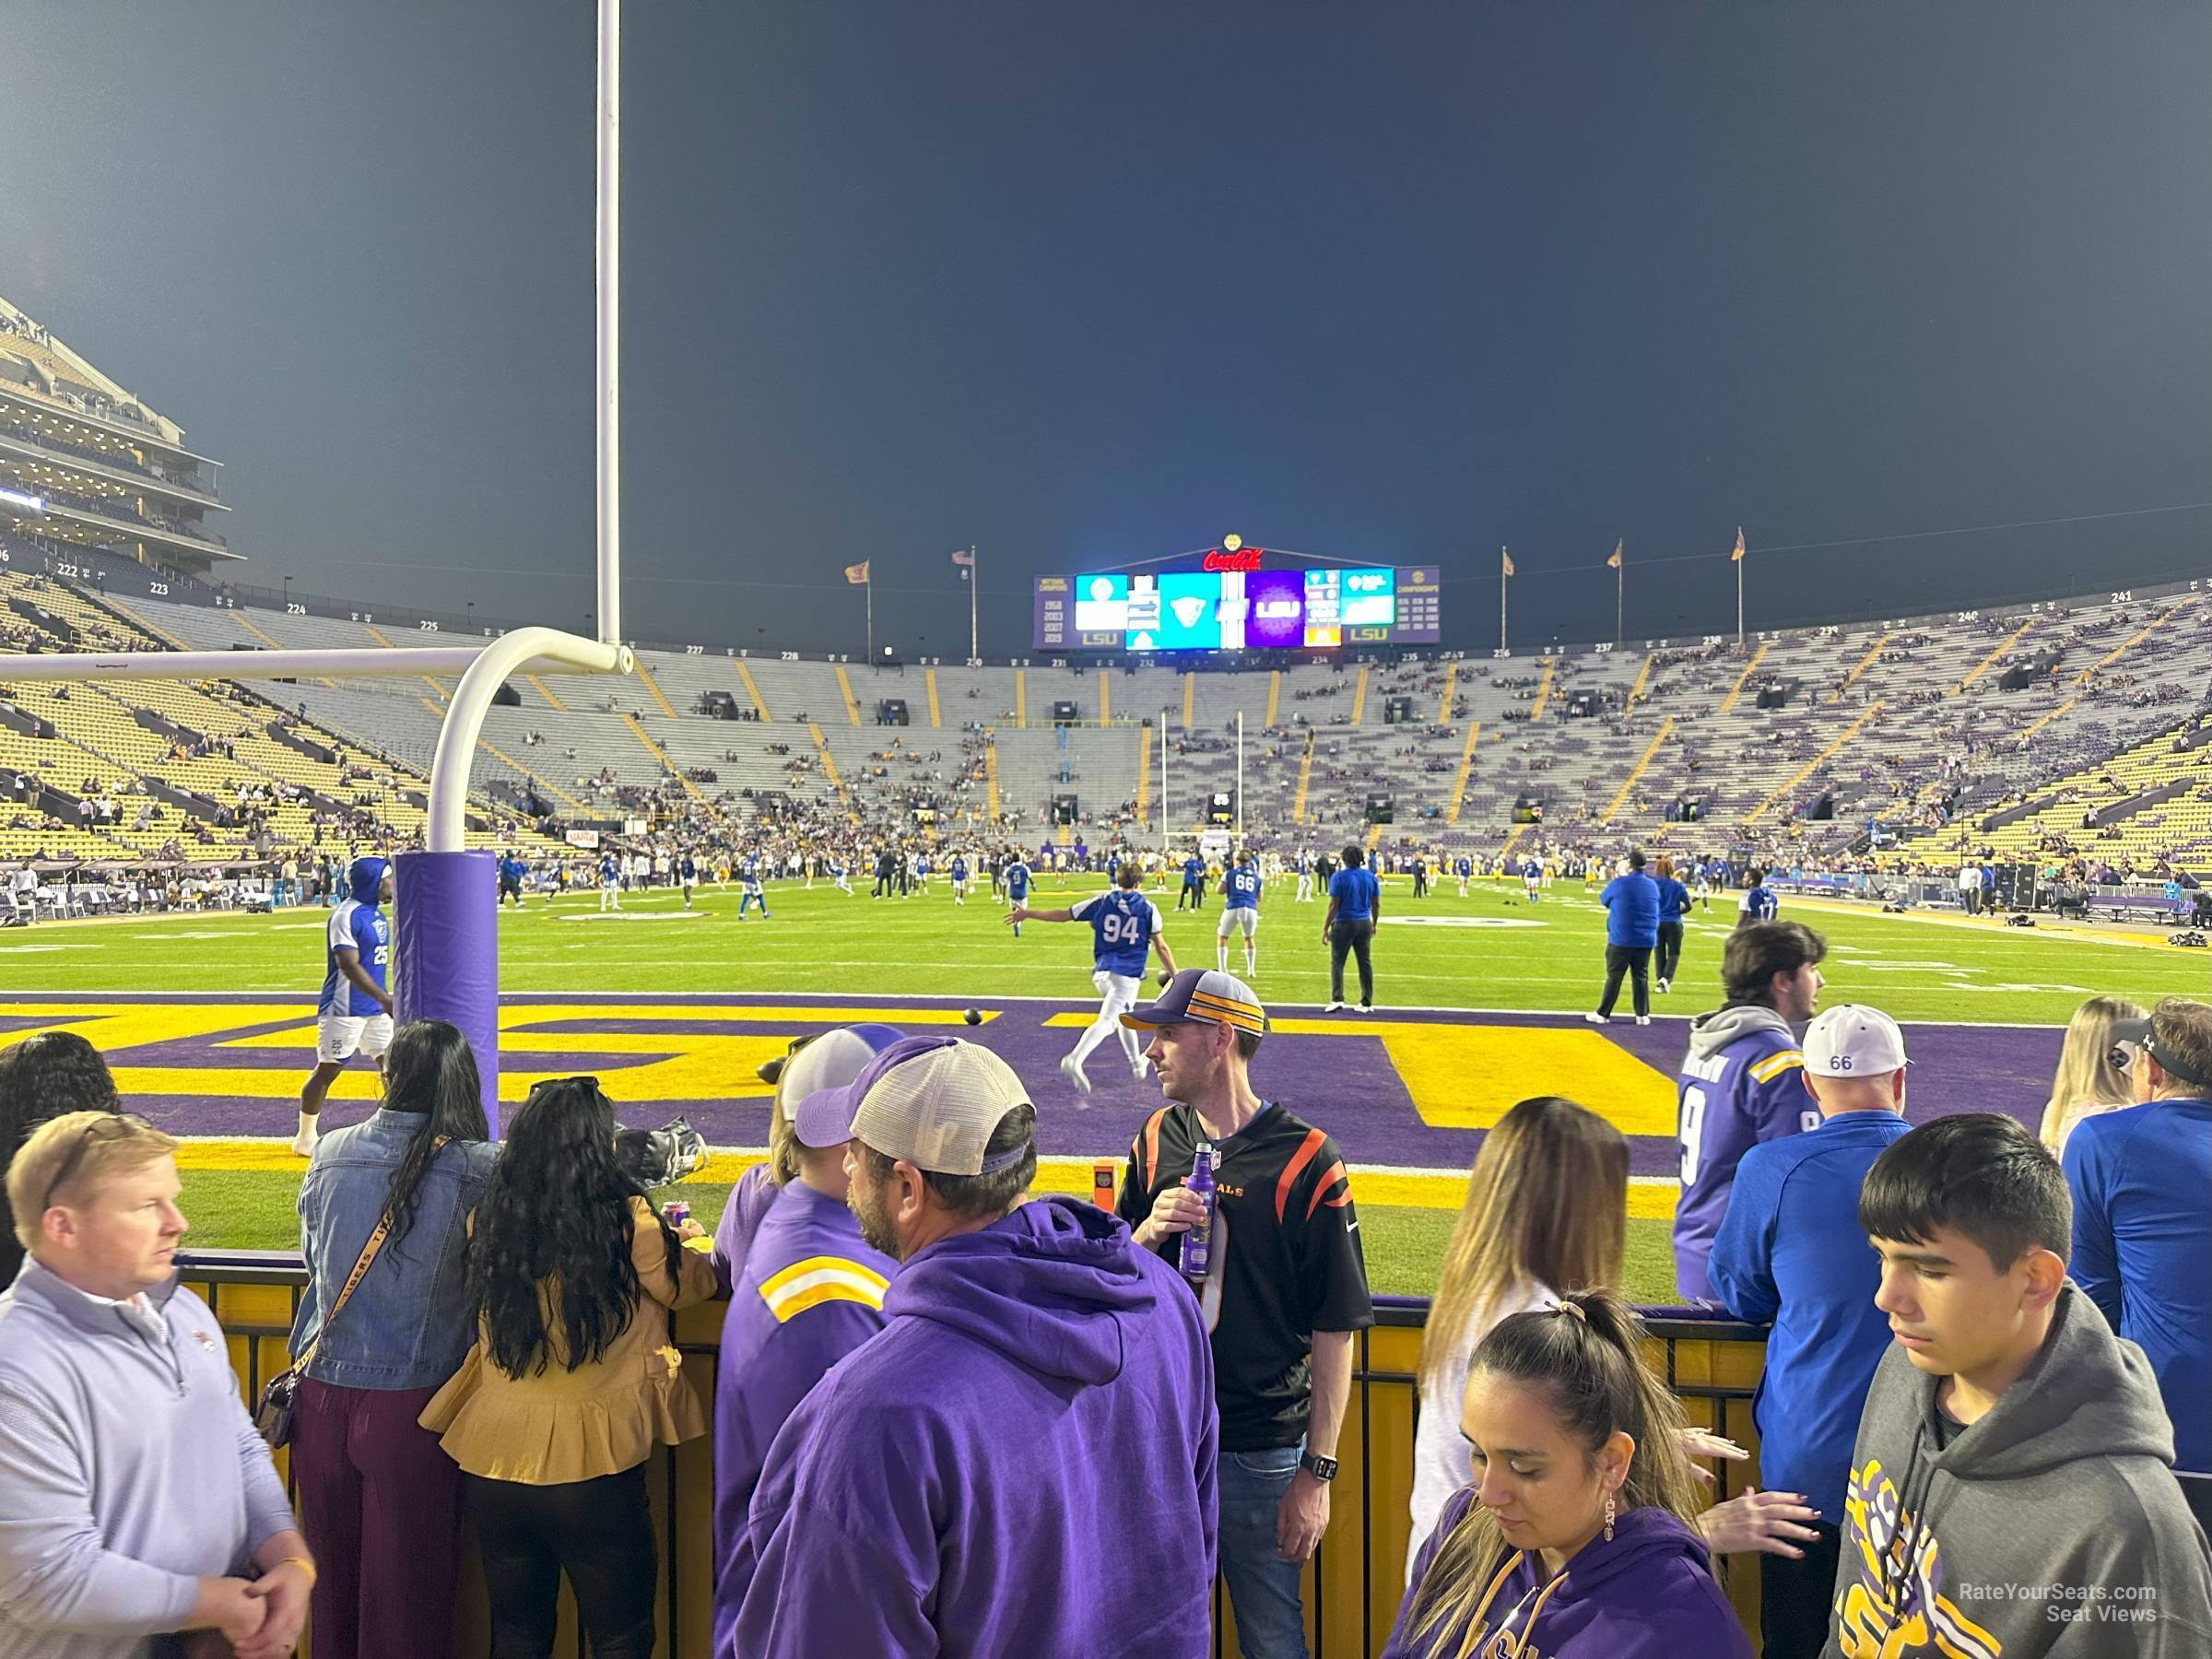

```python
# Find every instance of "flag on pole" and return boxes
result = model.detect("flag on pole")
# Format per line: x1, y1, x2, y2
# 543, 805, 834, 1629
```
1730, 527, 1746, 562
1606, 540, 1623, 570
845, 561, 871, 585
949, 548, 974, 567
1500, 547, 1515, 578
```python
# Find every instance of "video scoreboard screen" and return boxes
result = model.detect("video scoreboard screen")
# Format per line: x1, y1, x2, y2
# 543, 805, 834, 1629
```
1033, 559, 1440, 651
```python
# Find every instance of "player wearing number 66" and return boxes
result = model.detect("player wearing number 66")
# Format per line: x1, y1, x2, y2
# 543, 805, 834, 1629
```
1670, 922, 1826, 1304
1006, 861, 1178, 1096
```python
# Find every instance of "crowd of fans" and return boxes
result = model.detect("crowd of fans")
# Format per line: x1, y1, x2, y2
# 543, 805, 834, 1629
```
0, 942, 2206, 1655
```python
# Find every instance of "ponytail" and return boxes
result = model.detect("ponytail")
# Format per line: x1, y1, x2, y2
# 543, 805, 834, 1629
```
1402, 1288, 1704, 1657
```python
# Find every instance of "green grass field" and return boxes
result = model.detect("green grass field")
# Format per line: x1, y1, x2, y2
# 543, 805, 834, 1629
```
14, 871, 2200, 1018
10, 873, 2203, 1302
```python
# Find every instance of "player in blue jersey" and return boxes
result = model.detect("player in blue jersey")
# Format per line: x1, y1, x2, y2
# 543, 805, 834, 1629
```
738, 853, 771, 920
296, 854, 394, 1156
1454, 853, 1473, 897
1522, 854, 1543, 903
1177, 853, 1207, 912
1294, 850, 1314, 903
828, 853, 853, 896
1651, 854, 1691, 994
1217, 849, 1263, 978
1008, 860, 1178, 1094
1674, 920, 1826, 1301
1737, 866, 1780, 928
1002, 853, 1032, 935
678, 852, 697, 910
496, 850, 527, 909
949, 853, 969, 906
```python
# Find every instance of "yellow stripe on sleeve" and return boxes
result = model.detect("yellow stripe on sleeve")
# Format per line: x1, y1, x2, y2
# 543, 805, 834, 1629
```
1748, 1050, 1806, 1084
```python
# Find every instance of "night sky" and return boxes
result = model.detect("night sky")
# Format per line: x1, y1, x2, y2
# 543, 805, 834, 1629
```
6, 2, 2207, 655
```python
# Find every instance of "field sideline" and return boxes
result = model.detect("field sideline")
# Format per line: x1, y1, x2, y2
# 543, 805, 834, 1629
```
6, 873, 2201, 1302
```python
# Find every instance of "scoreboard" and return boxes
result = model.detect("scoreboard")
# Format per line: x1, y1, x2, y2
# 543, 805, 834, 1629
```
1033, 557, 1440, 652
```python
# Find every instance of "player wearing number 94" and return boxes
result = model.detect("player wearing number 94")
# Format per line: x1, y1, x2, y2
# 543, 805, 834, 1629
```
1006, 860, 1178, 1096
1672, 922, 1827, 1304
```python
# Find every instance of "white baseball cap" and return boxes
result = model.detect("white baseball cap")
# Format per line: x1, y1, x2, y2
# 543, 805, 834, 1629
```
1804, 1005, 1911, 1078
784, 1025, 909, 1149
842, 1036, 1035, 1176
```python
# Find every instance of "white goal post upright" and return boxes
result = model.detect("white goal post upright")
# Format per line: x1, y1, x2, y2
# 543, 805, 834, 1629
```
10, 0, 633, 846
10, 0, 632, 1128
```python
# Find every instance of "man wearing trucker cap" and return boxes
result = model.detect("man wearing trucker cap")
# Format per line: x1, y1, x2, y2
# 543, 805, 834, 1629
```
1118, 969, 1373, 1659
2064, 995, 2212, 1532
726, 1036, 1218, 1658
710, 1024, 904, 1659
1708, 1004, 1912, 1659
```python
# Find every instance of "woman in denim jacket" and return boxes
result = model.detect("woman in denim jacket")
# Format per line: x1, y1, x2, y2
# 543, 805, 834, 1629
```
288, 1019, 496, 1659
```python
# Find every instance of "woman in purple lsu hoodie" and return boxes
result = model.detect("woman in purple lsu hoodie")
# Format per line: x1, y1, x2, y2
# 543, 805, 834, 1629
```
1386, 1289, 1751, 1659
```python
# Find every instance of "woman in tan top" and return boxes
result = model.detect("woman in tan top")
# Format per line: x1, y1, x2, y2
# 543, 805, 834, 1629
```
420, 1077, 716, 1659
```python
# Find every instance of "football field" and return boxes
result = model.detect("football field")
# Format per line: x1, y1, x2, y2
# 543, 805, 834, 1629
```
5, 874, 2202, 1302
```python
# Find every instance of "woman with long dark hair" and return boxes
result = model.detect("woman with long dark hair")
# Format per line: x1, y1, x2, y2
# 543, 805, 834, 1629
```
421, 1076, 717, 1659
0, 1032, 123, 1291
1386, 1290, 1752, 1658
288, 1018, 494, 1659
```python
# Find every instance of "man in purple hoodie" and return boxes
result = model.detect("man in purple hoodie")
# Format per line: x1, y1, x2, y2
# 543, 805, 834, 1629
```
727, 1036, 1219, 1657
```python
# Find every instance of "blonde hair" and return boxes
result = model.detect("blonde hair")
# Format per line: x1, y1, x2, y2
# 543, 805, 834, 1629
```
1404, 1290, 1706, 1658
766, 1037, 814, 1186
2039, 995, 2144, 1151
1419, 1098, 1628, 1393
6, 1112, 179, 1249
1653, 855, 1675, 881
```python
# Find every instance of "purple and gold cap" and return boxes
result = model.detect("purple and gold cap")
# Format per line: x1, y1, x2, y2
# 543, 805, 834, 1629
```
1120, 969, 1268, 1039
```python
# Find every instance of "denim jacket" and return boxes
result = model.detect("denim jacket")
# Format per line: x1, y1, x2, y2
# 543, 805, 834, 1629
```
289, 1110, 498, 1390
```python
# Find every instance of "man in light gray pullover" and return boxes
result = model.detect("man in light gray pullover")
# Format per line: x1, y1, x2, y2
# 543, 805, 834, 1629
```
0, 1111, 314, 1659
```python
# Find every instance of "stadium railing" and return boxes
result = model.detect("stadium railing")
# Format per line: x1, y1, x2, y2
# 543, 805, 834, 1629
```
183, 1254, 1772, 1657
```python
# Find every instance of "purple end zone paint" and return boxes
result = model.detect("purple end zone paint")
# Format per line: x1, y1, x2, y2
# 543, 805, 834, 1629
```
394, 849, 500, 1133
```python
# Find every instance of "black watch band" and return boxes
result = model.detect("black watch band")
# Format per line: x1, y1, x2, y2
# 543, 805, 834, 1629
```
1300, 1451, 1338, 1482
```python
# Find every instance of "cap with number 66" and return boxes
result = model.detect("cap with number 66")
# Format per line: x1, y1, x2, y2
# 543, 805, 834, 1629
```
1803, 1004, 1910, 1077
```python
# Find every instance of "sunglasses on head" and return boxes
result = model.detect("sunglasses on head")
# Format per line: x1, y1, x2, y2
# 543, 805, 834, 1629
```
41, 1112, 156, 1212
526, 1075, 603, 1096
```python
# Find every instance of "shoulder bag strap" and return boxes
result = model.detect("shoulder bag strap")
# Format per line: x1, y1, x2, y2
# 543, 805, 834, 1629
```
293, 1135, 450, 1371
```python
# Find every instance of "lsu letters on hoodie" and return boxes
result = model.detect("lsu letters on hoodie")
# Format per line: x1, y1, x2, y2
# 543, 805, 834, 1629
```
1825, 1285, 2212, 1658
728, 1196, 1218, 1658
1382, 1488, 1750, 1658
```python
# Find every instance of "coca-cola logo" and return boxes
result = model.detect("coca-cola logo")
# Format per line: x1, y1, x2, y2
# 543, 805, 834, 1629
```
1201, 547, 1263, 572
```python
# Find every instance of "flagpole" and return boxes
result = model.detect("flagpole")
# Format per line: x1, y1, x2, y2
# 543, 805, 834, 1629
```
1735, 528, 1745, 649
968, 545, 978, 662
865, 580, 875, 664
1616, 558, 1624, 649
1500, 547, 1508, 653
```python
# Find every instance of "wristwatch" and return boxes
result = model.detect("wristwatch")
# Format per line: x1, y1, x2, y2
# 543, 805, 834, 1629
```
1299, 1451, 1338, 1482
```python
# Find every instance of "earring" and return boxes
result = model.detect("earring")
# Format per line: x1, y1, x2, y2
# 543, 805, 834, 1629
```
1603, 1494, 1616, 1544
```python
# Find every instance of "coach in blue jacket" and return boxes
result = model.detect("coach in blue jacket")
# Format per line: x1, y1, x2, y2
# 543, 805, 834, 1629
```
1708, 1005, 1911, 1659
1588, 849, 1660, 1024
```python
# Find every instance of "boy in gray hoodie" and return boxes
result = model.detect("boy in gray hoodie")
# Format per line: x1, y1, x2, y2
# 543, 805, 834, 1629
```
1826, 1112, 2212, 1658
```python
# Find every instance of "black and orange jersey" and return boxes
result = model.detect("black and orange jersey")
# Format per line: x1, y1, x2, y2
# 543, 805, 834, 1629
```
1118, 1100, 1373, 1452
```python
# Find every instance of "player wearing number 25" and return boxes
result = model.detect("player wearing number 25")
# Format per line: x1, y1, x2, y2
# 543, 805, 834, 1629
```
1672, 923, 1827, 1304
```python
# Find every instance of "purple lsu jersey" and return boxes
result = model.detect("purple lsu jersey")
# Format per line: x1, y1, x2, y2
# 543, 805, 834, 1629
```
1672, 1007, 1812, 1302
